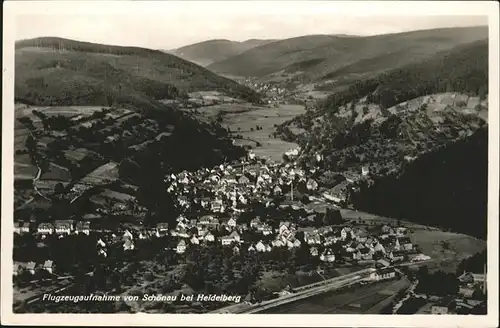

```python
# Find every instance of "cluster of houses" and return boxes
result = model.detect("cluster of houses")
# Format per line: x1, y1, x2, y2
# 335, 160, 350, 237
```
15, 220, 91, 237
297, 224, 415, 264
457, 271, 487, 298
14, 260, 54, 276
14, 151, 427, 285
412, 269, 487, 315
74, 206, 418, 269
163, 157, 322, 216
240, 79, 289, 105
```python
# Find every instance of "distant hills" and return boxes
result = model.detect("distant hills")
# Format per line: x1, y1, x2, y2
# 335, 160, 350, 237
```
206, 26, 488, 84
171, 38, 277, 67
15, 37, 262, 108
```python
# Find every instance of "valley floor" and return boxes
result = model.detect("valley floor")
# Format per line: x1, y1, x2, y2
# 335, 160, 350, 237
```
184, 103, 306, 161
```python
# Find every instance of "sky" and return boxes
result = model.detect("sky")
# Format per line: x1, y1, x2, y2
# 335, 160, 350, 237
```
12, 1, 489, 50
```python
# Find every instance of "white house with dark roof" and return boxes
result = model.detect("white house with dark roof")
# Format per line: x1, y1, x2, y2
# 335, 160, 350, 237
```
320, 249, 336, 262
157, 222, 169, 232
368, 268, 396, 281
14, 222, 21, 234
396, 227, 407, 236
13, 264, 20, 276
272, 238, 285, 247
374, 242, 386, 254
21, 222, 31, 234
123, 230, 133, 240
199, 215, 212, 225
229, 231, 240, 243
190, 235, 200, 245
261, 225, 273, 236
278, 221, 292, 235
197, 226, 208, 237
26, 262, 36, 275
43, 260, 54, 274
211, 199, 224, 212
176, 228, 190, 239
255, 241, 266, 252
97, 238, 106, 248
38, 223, 54, 235
75, 221, 90, 235
305, 233, 321, 245
306, 179, 319, 191
201, 198, 211, 209
396, 237, 413, 251
202, 231, 215, 242
273, 185, 282, 195
250, 217, 262, 228
176, 240, 187, 254
220, 235, 235, 246
123, 239, 135, 251
222, 217, 237, 229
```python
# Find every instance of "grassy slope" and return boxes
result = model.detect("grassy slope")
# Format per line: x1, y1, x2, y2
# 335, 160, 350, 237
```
15, 37, 261, 107
207, 26, 487, 83
173, 39, 277, 67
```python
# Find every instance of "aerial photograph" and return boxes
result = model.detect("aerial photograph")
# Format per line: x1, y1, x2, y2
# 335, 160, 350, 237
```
10, 6, 489, 315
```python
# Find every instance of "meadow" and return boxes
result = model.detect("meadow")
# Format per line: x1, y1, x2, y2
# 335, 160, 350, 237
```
220, 103, 306, 160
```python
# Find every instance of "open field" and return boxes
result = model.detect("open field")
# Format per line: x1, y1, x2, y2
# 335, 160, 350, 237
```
339, 208, 430, 229
14, 163, 38, 180
14, 188, 36, 209
36, 180, 70, 192
64, 148, 91, 162
262, 278, 410, 314
24, 106, 109, 117
39, 163, 72, 182
410, 229, 486, 272
100, 189, 135, 202
257, 270, 323, 292
14, 124, 30, 151
222, 104, 306, 160
79, 162, 119, 185
183, 102, 305, 160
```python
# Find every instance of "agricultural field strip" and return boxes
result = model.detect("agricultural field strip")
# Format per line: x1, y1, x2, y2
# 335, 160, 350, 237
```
317, 285, 395, 314
237, 269, 374, 313
244, 276, 365, 314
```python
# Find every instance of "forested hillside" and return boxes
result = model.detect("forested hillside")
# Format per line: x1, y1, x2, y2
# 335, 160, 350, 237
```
320, 40, 488, 112
15, 37, 262, 107
348, 127, 488, 239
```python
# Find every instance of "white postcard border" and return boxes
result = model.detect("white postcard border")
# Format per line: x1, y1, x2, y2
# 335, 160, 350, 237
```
2, 1, 499, 327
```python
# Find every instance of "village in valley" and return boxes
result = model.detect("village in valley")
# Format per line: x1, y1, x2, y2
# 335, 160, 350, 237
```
12, 127, 486, 314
